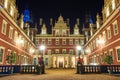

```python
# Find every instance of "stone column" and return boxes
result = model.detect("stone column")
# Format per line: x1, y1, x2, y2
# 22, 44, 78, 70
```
56, 56, 58, 68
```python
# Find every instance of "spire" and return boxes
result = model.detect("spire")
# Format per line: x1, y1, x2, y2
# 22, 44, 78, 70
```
23, 8, 31, 23
19, 14, 24, 29
58, 14, 64, 23
76, 18, 80, 25
39, 18, 43, 26
50, 18, 53, 26
89, 16, 93, 23
96, 13, 102, 29
67, 18, 70, 27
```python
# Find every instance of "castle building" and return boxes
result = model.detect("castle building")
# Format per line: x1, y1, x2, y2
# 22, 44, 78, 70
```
84, 0, 120, 65
35, 15, 84, 68
0, 0, 36, 65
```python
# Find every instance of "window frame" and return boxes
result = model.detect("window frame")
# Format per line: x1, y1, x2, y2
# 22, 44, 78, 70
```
56, 39, 59, 45
69, 39, 73, 45
0, 47, 5, 64
116, 46, 120, 62
107, 27, 112, 39
1, 20, 7, 35
113, 20, 118, 36
62, 39, 66, 45
9, 26, 13, 39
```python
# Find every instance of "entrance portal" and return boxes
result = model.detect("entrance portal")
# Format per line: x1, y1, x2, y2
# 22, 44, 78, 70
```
59, 61, 63, 68
58, 57, 64, 68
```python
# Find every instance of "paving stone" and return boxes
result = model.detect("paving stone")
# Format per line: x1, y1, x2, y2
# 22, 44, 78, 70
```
0, 69, 120, 80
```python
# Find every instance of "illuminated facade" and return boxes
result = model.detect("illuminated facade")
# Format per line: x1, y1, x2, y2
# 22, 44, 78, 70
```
0, 0, 36, 65
84, 0, 120, 65
35, 15, 84, 68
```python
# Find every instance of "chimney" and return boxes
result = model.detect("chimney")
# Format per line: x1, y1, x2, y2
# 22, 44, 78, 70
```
76, 18, 80, 25
96, 13, 102, 29
39, 18, 43, 26
67, 18, 70, 26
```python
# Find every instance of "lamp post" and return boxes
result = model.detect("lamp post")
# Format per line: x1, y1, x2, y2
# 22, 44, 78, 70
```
76, 45, 83, 74
38, 45, 45, 74
97, 38, 105, 64
76, 46, 82, 62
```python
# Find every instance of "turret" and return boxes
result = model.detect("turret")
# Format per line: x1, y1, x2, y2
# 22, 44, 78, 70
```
50, 18, 53, 26
57, 14, 64, 23
96, 13, 102, 29
82, 24, 89, 42
90, 23, 94, 36
74, 24, 79, 35
19, 14, 24, 29
41, 24, 47, 34
89, 16, 94, 36
39, 18, 43, 26
76, 18, 80, 26
67, 18, 70, 27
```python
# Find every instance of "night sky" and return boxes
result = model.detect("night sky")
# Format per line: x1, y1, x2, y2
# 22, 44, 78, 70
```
16, 0, 104, 29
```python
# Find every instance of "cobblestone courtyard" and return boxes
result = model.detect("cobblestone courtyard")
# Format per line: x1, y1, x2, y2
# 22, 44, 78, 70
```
0, 69, 120, 80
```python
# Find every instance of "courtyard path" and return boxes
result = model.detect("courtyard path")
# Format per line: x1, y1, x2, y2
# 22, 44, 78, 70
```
0, 69, 120, 80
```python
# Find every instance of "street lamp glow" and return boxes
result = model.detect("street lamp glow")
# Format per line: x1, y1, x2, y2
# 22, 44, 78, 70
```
29, 48, 35, 53
39, 45, 45, 50
76, 46, 82, 50
85, 48, 91, 53
97, 39, 105, 44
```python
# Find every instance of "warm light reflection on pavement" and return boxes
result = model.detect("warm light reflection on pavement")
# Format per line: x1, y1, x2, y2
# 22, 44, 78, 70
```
0, 69, 120, 80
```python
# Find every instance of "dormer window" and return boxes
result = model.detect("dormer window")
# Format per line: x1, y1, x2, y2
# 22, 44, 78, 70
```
10, 6, 14, 17
106, 7, 110, 17
55, 30, 59, 36
112, 0, 116, 10
42, 30, 46, 34
62, 30, 66, 36
41, 24, 47, 34
75, 30, 79, 34
74, 24, 79, 35
4, 0, 8, 9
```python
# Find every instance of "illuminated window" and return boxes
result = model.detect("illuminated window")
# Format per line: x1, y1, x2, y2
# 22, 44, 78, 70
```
1, 20, 7, 35
55, 49, 59, 54
107, 27, 111, 39
56, 39, 59, 45
62, 39, 66, 45
102, 31, 106, 42
48, 39, 51, 45
112, 0, 116, 10
10, 6, 14, 16
0, 47, 4, 63
106, 7, 110, 17
69, 50, 73, 54
62, 49, 66, 54
9, 26, 13, 39
75, 39, 79, 45
113, 21, 118, 35
116, 47, 120, 61
69, 39, 73, 45
4, 0, 8, 9
55, 30, 59, 36
14, 31, 18, 43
